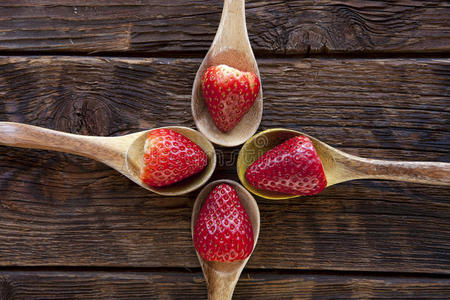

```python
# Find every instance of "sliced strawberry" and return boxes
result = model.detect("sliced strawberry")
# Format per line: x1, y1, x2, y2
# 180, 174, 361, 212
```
140, 128, 207, 187
245, 135, 327, 196
202, 64, 260, 132
193, 183, 254, 262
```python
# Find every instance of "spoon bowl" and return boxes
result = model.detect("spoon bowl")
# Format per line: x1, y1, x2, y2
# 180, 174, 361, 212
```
0, 122, 216, 196
125, 126, 216, 195
191, 179, 260, 300
238, 128, 450, 199
191, 0, 263, 147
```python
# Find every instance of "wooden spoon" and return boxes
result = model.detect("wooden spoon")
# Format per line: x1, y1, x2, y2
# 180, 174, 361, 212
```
191, 0, 263, 147
237, 128, 450, 200
191, 179, 260, 300
0, 122, 216, 196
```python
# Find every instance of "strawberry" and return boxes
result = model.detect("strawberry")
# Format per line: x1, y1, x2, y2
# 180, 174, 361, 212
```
245, 135, 327, 196
202, 64, 260, 132
193, 184, 254, 262
140, 128, 208, 187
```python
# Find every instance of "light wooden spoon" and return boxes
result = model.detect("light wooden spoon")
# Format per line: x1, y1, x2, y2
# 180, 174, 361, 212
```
191, 0, 263, 147
237, 128, 450, 200
0, 122, 216, 196
191, 179, 260, 300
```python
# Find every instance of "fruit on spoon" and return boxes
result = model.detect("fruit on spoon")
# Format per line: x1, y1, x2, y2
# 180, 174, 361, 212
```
245, 135, 327, 195
140, 128, 208, 187
202, 64, 260, 132
193, 183, 254, 262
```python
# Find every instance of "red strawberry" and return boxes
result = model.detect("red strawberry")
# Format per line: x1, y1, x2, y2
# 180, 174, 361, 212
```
193, 184, 254, 262
202, 64, 260, 132
140, 128, 207, 187
245, 135, 327, 196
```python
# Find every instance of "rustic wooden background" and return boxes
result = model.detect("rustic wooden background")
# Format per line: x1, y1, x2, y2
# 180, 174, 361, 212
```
0, 1, 449, 299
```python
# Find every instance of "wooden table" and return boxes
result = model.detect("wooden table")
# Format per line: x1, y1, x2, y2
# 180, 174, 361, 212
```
0, 1, 449, 299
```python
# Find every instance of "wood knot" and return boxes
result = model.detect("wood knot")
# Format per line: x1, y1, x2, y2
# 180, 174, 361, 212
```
285, 26, 329, 54
53, 98, 112, 136
0, 277, 16, 300
329, 5, 376, 50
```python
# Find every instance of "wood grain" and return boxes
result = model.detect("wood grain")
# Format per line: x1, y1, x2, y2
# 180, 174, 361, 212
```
0, 56, 449, 273
0, 270, 449, 299
0, 1, 448, 55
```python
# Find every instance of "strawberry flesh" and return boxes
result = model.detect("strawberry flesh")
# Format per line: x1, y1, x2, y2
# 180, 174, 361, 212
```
202, 64, 260, 132
245, 135, 327, 196
193, 184, 254, 262
140, 128, 208, 187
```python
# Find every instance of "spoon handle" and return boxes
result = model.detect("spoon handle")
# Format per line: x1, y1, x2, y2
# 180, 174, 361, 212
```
0, 122, 122, 164
207, 272, 237, 300
348, 156, 450, 186
215, 0, 248, 48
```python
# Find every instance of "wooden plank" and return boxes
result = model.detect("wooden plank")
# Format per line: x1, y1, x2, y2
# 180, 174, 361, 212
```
1, 270, 450, 299
0, 56, 449, 273
0, 1, 449, 54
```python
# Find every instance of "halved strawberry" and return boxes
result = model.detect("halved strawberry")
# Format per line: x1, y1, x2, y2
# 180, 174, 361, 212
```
202, 64, 260, 132
140, 128, 207, 187
193, 184, 254, 262
245, 135, 327, 195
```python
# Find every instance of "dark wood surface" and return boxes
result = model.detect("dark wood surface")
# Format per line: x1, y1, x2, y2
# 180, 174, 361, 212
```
0, 0, 449, 55
1, 270, 450, 300
0, 1, 449, 299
